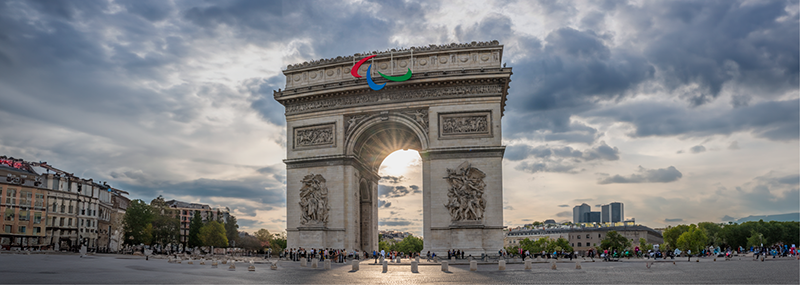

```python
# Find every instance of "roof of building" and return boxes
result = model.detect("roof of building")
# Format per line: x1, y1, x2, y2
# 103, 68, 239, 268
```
507, 225, 663, 238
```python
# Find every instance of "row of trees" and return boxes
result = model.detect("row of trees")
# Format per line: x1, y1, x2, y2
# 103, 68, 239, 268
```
379, 235, 424, 253
663, 221, 799, 252
236, 229, 287, 254
122, 196, 240, 248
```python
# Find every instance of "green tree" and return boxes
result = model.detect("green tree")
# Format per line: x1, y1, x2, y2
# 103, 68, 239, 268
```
746, 231, 764, 248
395, 235, 424, 254
520, 237, 549, 253
237, 234, 261, 252
270, 232, 287, 253
638, 238, 653, 252
123, 199, 154, 245
697, 222, 721, 246
547, 237, 573, 253
662, 224, 690, 249
224, 215, 239, 247
149, 196, 180, 247
199, 221, 228, 247
187, 211, 204, 247
600, 231, 631, 251
378, 239, 396, 252
254, 229, 272, 251
676, 225, 707, 254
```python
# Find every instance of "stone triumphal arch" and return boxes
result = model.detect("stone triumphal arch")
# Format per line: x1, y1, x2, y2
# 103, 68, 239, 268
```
274, 41, 512, 255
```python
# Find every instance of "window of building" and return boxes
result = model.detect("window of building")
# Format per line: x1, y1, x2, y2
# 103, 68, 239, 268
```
578, 242, 582, 247
5, 188, 16, 205
51, 202, 57, 212
60, 204, 65, 213
21, 191, 32, 207
571, 243, 574, 247
599, 234, 601, 238
3, 225, 10, 233
18, 210, 29, 221
33, 227, 41, 234
18, 226, 25, 233
52, 217, 57, 226
4, 208, 13, 221
68, 205, 73, 214
586, 234, 590, 239
35, 194, 44, 208
59, 217, 64, 226
68, 218, 72, 226
577, 235, 581, 239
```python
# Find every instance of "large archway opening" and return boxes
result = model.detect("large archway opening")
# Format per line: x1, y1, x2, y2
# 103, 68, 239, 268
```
350, 119, 426, 252
377, 150, 423, 238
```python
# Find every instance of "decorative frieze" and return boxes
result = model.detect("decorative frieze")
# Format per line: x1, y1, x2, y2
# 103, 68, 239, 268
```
444, 161, 487, 222
438, 111, 492, 138
293, 123, 335, 149
399, 109, 429, 130
286, 84, 502, 115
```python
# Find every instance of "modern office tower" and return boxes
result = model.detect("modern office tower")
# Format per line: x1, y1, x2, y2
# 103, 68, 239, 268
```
572, 203, 591, 223
601, 204, 610, 223
610, 202, 623, 222
583, 211, 601, 223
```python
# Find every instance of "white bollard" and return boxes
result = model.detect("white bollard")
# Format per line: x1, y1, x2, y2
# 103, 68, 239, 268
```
249, 261, 255, 271
411, 261, 419, 273
551, 260, 557, 270
200, 259, 205, 265
498, 260, 506, 271
312, 258, 318, 269
470, 260, 478, 271
379, 256, 384, 264
228, 261, 236, 271
382, 260, 388, 273
324, 259, 331, 270
524, 259, 532, 270
270, 261, 278, 270
416, 256, 420, 263
211, 260, 218, 268
441, 261, 449, 272
576, 260, 582, 269
301, 258, 307, 267
188, 259, 193, 265
351, 260, 359, 271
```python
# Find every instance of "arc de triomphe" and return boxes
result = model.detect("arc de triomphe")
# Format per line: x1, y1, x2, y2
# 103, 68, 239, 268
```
274, 41, 512, 256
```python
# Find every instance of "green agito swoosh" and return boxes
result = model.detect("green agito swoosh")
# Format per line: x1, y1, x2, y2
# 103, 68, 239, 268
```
377, 68, 412, 82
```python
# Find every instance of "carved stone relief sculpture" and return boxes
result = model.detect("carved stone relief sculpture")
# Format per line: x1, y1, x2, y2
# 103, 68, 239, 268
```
294, 124, 335, 149
439, 111, 491, 138
299, 174, 329, 226
400, 109, 429, 130
443, 161, 487, 222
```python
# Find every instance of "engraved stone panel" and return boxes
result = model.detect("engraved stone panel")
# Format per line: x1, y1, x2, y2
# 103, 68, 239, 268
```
438, 111, 492, 138
444, 161, 486, 222
294, 123, 335, 149
299, 174, 329, 226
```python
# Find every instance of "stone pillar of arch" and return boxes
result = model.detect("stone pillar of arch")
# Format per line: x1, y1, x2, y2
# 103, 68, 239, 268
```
276, 41, 512, 256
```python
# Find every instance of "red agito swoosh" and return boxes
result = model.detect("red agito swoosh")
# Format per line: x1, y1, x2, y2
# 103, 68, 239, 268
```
350, 55, 377, 78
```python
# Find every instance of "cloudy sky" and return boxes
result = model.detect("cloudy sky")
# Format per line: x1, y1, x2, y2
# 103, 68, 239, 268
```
0, 0, 797, 236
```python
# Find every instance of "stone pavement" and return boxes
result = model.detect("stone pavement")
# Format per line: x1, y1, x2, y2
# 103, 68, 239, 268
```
0, 254, 797, 284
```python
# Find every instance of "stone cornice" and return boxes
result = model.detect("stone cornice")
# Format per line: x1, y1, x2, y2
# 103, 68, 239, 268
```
283, 155, 380, 181
279, 73, 512, 116
283, 40, 502, 72
419, 146, 506, 161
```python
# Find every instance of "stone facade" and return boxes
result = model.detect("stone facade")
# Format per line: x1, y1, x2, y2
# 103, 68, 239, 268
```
275, 42, 512, 256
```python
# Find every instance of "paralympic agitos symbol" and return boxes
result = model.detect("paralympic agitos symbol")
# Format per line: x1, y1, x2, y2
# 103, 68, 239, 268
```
351, 55, 412, 90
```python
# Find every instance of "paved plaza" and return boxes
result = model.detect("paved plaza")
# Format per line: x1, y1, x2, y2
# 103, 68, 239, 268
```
0, 254, 798, 284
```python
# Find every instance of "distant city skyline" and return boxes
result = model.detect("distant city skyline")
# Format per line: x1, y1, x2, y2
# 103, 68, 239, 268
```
0, 1, 797, 236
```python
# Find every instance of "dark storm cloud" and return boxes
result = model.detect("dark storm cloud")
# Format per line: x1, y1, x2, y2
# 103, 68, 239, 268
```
378, 184, 421, 199
664, 218, 684, 222
499, 0, 798, 142
690, 145, 706, 154
511, 142, 620, 174
380, 175, 407, 184
588, 99, 799, 141
555, 211, 571, 218
598, 166, 683, 184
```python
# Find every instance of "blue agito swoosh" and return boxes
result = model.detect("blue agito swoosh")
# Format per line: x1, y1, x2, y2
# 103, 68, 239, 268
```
366, 64, 385, 91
